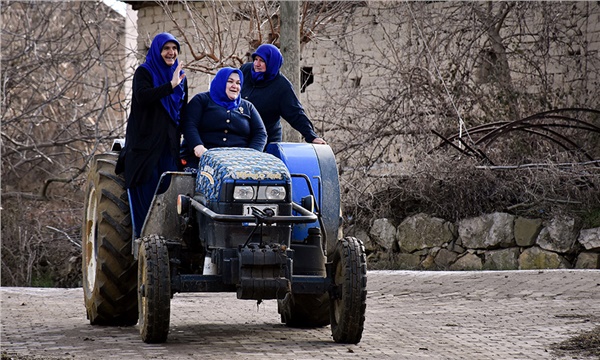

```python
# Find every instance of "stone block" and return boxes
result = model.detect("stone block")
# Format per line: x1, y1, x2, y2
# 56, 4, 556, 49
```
369, 218, 397, 251
537, 216, 580, 253
483, 247, 520, 270
519, 247, 571, 269
577, 227, 600, 251
434, 248, 459, 270
396, 253, 421, 270
396, 213, 456, 253
458, 212, 515, 249
575, 252, 600, 269
449, 253, 483, 271
449, 243, 465, 254
421, 254, 436, 270
514, 217, 542, 247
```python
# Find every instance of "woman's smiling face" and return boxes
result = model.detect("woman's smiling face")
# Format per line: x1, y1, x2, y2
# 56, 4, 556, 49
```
161, 41, 178, 66
225, 72, 241, 100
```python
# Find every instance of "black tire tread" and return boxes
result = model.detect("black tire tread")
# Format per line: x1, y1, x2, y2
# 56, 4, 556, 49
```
330, 236, 367, 344
278, 292, 330, 328
139, 234, 171, 344
82, 153, 138, 326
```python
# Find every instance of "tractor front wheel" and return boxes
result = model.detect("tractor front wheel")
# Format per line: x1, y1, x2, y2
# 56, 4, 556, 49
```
329, 237, 367, 344
138, 234, 171, 343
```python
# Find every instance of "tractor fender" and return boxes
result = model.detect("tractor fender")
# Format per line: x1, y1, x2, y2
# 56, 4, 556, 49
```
266, 143, 342, 255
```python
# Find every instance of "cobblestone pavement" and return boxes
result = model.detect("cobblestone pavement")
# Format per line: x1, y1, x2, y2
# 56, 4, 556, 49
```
1, 270, 599, 360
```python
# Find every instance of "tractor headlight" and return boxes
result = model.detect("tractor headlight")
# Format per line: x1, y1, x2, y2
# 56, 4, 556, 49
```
264, 186, 286, 201
233, 186, 255, 200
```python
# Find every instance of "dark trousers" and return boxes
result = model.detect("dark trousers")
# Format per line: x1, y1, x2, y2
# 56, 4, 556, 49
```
128, 147, 177, 237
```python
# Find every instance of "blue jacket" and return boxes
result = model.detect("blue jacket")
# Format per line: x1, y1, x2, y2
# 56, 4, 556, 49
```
181, 92, 267, 168
240, 62, 318, 143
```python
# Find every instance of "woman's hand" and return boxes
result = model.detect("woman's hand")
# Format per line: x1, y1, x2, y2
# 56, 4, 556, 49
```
312, 137, 327, 145
171, 62, 185, 88
194, 144, 207, 158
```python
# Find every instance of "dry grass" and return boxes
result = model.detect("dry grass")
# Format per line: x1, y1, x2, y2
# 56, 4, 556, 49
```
343, 154, 600, 228
551, 325, 600, 358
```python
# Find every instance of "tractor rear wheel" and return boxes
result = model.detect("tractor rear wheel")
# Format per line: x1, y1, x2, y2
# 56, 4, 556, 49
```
329, 237, 367, 344
81, 153, 138, 326
138, 234, 171, 343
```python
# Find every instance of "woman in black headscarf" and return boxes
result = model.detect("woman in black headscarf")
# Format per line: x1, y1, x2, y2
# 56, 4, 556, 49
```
116, 32, 187, 237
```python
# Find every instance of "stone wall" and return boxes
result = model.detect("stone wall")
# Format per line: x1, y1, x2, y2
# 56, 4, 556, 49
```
359, 212, 600, 270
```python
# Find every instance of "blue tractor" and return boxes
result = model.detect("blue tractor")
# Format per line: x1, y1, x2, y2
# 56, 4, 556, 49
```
81, 143, 367, 344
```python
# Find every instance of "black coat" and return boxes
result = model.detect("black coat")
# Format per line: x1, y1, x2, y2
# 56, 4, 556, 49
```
240, 62, 318, 143
181, 92, 266, 151
116, 66, 188, 188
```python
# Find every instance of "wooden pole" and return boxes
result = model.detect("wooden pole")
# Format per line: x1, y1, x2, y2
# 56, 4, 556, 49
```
279, 0, 302, 142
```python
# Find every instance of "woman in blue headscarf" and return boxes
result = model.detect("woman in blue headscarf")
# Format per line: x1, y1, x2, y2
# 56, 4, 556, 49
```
240, 44, 326, 145
115, 32, 187, 237
181, 67, 267, 169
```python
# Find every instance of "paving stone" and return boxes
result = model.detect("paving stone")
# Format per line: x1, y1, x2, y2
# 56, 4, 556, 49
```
1, 270, 599, 359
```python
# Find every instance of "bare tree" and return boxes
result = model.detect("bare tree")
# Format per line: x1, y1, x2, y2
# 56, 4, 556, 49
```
2, 1, 129, 199
2, 1, 598, 285
152, 1, 362, 73
310, 2, 600, 224
153, 1, 363, 141
1, 1, 129, 286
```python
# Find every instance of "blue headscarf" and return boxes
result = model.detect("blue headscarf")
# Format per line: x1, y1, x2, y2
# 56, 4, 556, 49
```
250, 44, 284, 83
209, 67, 243, 110
140, 32, 186, 125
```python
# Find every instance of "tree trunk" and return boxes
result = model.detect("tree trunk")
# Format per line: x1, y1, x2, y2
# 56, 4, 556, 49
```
279, 0, 301, 142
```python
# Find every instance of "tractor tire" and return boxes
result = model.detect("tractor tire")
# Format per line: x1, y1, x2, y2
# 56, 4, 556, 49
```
81, 153, 138, 326
329, 237, 367, 344
138, 234, 171, 344
278, 292, 330, 328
